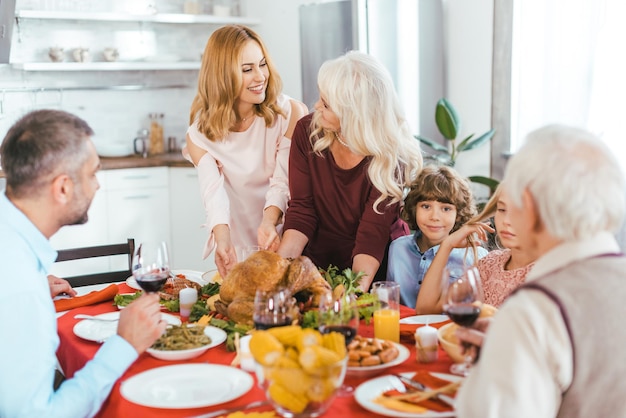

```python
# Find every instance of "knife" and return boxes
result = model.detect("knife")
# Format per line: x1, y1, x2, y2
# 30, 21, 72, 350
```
189, 400, 269, 418
390, 374, 452, 406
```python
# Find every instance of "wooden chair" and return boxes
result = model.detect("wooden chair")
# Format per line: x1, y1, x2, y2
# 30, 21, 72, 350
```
55, 238, 135, 287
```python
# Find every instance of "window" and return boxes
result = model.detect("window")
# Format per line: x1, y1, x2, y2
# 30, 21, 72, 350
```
495, 0, 626, 170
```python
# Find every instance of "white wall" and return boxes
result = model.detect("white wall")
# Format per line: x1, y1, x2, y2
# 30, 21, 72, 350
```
249, 0, 494, 181
443, 0, 494, 181
246, 0, 310, 104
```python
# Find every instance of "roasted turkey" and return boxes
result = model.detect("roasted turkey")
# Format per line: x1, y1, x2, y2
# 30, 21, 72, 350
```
215, 250, 331, 324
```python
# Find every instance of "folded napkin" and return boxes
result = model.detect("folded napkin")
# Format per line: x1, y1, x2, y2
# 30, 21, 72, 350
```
54, 284, 119, 312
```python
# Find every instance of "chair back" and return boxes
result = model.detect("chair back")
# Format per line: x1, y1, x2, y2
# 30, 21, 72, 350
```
55, 238, 135, 287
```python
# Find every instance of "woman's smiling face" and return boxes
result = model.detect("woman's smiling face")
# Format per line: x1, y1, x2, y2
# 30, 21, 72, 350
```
238, 40, 269, 105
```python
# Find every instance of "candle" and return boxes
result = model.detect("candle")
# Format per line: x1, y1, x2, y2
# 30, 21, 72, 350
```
415, 325, 438, 363
179, 287, 198, 323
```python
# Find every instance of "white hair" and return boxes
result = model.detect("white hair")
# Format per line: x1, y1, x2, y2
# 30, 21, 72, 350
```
504, 124, 626, 241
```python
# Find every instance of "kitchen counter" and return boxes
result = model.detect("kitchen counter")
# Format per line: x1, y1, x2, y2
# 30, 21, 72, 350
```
98, 152, 193, 170
0, 152, 193, 178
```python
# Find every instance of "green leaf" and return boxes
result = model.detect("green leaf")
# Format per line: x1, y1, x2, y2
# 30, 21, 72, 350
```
455, 134, 475, 151
414, 135, 449, 153
435, 98, 460, 140
458, 129, 495, 152
468, 175, 500, 194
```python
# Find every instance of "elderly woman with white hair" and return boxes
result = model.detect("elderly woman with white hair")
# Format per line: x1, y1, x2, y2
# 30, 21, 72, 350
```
277, 51, 423, 291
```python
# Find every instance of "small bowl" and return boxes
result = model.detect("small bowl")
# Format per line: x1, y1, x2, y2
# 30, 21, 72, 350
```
146, 325, 227, 361
437, 322, 464, 363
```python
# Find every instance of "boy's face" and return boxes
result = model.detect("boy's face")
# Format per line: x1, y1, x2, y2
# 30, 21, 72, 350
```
415, 200, 457, 247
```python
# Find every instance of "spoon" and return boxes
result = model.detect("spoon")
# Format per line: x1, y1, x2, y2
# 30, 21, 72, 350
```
74, 314, 119, 322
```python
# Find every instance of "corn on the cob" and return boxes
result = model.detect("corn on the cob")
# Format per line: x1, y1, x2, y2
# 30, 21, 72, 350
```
268, 381, 308, 413
299, 345, 342, 375
249, 331, 284, 366
296, 328, 323, 352
267, 325, 304, 347
322, 332, 346, 358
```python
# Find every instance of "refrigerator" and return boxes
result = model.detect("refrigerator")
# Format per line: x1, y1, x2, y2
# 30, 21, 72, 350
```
299, 0, 444, 139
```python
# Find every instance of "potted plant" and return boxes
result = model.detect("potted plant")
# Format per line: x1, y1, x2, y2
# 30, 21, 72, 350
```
416, 98, 499, 195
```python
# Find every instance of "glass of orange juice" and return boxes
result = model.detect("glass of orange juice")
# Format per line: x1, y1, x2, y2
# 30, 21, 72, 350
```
370, 281, 400, 342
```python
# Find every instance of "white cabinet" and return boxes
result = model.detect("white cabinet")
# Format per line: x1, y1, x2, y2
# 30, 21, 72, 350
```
49, 167, 172, 277
169, 167, 216, 272
105, 167, 171, 270
48, 171, 110, 277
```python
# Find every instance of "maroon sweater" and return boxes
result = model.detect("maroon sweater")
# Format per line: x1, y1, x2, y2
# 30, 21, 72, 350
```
283, 114, 407, 271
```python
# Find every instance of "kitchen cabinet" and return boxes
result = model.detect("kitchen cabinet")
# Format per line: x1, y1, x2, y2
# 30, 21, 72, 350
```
169, 167, 216, 272
48, 166, 215, 279
105, 167, 171, 271
9, 8, 259, 71
48, 171, 111, 278
49, 167, 172, 277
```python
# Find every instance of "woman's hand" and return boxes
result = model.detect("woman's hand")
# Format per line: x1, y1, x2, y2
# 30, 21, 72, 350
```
213, 225, 238, 277
258, 221, 280, 251
47, 275, 77, 298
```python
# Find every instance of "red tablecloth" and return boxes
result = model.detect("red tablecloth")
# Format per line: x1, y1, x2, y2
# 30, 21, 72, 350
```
56, 285, 454, 417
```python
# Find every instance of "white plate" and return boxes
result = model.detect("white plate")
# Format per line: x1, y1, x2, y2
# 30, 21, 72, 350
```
354, 372, 461, 417
120, 364, 254, 409
400, 315, 449, 325
347, 342, 410, 378
73, 312, 181, 343
126, 269, 207, 291
146, 325, 227, 361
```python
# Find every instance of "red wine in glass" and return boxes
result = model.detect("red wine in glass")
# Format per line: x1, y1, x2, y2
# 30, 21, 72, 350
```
253, 313, 293, 330
132, 241, 170, 294
135, 271, 170, 293
443, 266, 483, 376
253, 288, 296, 330
319, 324, 357, 345
445, 304, 481, 327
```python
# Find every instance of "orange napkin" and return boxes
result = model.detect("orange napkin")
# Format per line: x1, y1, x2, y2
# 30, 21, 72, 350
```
54, 284, 119, 312
400, 323, 419, 344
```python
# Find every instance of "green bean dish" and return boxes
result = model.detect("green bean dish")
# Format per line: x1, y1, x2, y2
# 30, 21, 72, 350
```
151, 324, 212, 351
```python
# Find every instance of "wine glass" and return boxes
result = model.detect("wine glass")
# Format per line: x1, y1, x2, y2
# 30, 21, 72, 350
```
318, 292, 359, 396
252, 288, 297, 330
131, 241, 171, 293
442, 265, 483, 376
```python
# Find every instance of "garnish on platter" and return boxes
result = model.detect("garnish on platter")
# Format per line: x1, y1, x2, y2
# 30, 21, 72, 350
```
374, 371, 460, 413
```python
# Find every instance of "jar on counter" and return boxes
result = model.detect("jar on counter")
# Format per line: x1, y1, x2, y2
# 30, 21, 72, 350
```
148, 113, 164, 155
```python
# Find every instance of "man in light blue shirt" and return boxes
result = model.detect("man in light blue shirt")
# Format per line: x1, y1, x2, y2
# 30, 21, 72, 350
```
0, 110, 166, 418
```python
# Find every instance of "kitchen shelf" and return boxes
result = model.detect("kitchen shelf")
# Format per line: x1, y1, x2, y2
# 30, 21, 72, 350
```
15, 10, 260, 25
12, 61, 201, 71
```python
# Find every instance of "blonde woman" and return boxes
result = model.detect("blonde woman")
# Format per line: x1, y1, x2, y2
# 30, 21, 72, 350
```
277, 51, 423, 291
185, 25, 308, 277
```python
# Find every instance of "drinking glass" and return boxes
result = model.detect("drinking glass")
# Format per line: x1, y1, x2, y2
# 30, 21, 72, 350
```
443, 265, 483, 376
370, 281, 401, 343
237, 245, 262, 262
318, 291, 358, 396
132, 241, 170, 293
252, 288, 296, 330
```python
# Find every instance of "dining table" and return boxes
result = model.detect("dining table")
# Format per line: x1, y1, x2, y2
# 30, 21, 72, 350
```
56, 282, 456, 417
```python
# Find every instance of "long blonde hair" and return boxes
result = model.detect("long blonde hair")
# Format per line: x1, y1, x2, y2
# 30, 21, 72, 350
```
189, 25, 285, 141
311, 51, 423, 212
